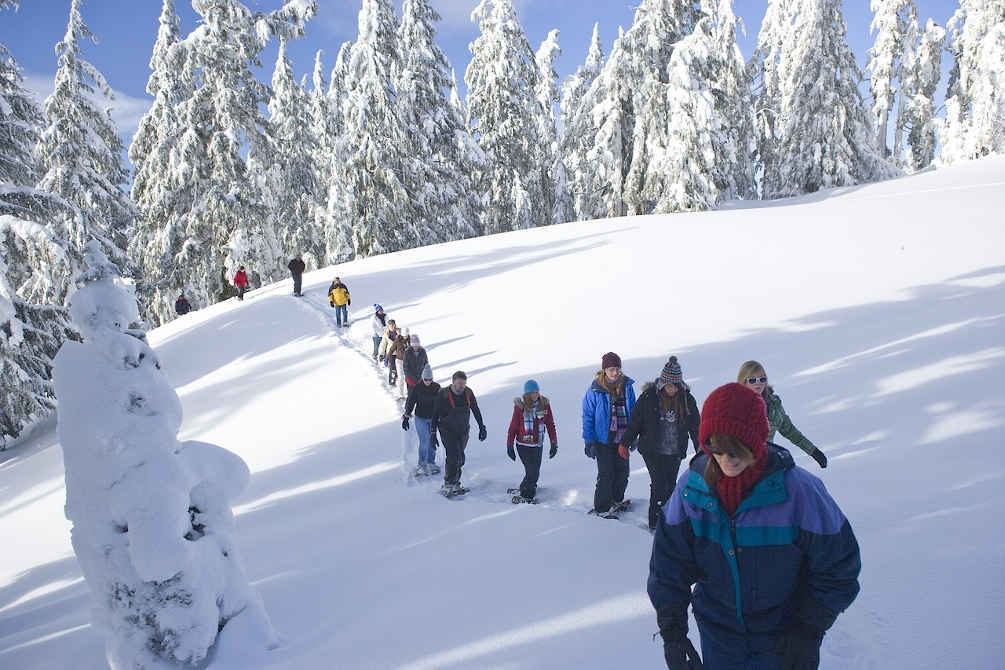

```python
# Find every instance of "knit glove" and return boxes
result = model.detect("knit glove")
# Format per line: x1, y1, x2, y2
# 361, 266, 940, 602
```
811, 449, 828, 469
584, 442, 596, 459
507, 445, 516, 461
618, 444, 630, 460
659, 615, 702, 670
401, 416, 410, 431
478, 425, 487, 441
549, 444, 558, 459
774, 622, 822, 670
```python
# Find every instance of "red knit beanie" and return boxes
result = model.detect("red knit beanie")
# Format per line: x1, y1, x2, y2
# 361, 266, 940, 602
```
698, 383, 769, 460
601, 352, 622, 369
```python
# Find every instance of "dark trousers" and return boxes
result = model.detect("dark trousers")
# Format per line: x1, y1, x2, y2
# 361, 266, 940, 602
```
292, 273, 302, 295
697, 618, 782, 670
641, 451, 683, 530
517, 445, 543, 499
388, 357, 397, 384
594, 442, 629, 513
441, 428, 470, 485
237, 285, 247, 300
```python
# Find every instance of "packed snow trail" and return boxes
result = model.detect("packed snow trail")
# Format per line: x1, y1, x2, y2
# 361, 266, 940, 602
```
3, 157, 1005, 668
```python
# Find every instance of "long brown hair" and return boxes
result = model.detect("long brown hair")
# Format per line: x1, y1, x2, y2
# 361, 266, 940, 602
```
703, 433, 754, 487
659, 383, 689, 420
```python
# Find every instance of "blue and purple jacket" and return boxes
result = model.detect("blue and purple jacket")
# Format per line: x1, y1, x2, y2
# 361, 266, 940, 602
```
648, 445, 861, 635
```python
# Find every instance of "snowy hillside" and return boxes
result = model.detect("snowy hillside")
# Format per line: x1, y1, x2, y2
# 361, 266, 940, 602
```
3, 157, 1005, 669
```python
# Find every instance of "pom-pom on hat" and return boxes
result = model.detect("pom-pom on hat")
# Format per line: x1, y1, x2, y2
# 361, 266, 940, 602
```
659, 356, 684, 389
374, 304, 383, 313
601, 352, 622, 370
524, 379, 540, 394
698, 383, 769, 460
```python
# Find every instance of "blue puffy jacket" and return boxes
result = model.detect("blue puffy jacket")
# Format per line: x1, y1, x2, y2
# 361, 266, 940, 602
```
648, 445, 860, 637
581, 373, 637, 445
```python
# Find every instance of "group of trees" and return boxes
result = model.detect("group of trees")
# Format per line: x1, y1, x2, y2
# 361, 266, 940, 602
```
2, 0, 1004, 444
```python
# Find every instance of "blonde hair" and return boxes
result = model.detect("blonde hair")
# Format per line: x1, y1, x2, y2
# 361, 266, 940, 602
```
737, 360, 767, 384
703, 433, 754, 486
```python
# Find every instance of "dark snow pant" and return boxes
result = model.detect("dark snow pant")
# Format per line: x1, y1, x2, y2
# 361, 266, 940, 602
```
697, 618, 782, 670
335, 304, 347, 327
441, 428, 470, 485
292, 273, 302, 296
237, 286, 247, 300
593, 441, 629, 513
372, 336, 381, 360
517, 445, 543, 499
388, 357, 398, 384
641, 451, 683, 530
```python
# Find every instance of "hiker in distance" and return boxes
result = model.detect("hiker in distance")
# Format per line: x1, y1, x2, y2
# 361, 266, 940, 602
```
402, 364, 441, 476
582, 352, 637, 518
328, 276, 351, 327
648, 382, 860, 670
738, 360, 828, 469
174, 293, 191, 316
371, 305, 387, 361
430, 371, 487, 496
505, 379, 558, 503
233, 266, 249, 301
403, 334, 429, 391
619, 356, 700, 531
288, 255, 306, 297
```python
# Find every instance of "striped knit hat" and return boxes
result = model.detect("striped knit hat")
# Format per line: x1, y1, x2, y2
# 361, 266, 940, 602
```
658, 356, 684, 389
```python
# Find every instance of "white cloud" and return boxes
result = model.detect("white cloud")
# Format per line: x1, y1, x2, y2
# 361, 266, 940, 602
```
22, 73, 152, 146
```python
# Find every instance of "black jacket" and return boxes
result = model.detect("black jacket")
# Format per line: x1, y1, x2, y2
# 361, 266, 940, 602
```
404, 380, 441, 419
403, 347, 429, 383
288, 258, 306, 275
174, 297, 191, 315
621, 382, 699, 457
431, 386, 485, 436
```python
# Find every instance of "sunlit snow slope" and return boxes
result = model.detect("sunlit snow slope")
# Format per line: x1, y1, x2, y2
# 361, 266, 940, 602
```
2, 157, 1005, 669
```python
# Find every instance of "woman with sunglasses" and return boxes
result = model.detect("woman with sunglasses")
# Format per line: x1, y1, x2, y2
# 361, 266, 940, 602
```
738, 360, 827, 469
648, 383, 860, 670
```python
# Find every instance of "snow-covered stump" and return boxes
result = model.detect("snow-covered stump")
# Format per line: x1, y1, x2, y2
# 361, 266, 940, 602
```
53, 243, 277, 669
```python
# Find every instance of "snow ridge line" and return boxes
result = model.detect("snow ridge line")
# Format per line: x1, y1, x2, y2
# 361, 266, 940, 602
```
291, 289, 653, 531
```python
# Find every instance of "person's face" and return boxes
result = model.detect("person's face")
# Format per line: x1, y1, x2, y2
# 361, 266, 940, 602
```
663, 383, 678, 397
743, 372, 768, 395
422, 377, 433, 386
411, 343, 420, 351
452, 378, 466, 393
712, 450, 754, 477
528, 390, 540, 402
604, 366, 621, 382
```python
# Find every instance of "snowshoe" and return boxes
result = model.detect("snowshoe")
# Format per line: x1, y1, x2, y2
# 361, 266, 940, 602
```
611, 499, 632, 513
588, 508, 620, 520
427, 464, 441, 475
440, 484, 469, 499
511, 495, 538, 505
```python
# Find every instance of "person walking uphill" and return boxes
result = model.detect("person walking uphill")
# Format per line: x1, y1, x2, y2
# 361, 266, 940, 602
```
506, 379, 558, 502
431, 371, 487, 496
371, 305, 387, 361
174, 293, 191, 316
619, 356, 700, 532
582, 352, 637, 518
648, 383, 861, 670
233, 266, 249, 301
328, 277, 350, 327
738, 361, 827, 469
402, 364, 441, 476
403, 335, 429, 390
288, 255, 306, 297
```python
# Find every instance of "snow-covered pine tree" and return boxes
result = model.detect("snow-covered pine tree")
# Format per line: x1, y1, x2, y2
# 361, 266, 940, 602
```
265, 39, 325, 268
868, 0, 918, 159
0, 15, 78, 445
940, 1, 1005, 163
904, 19, 946, 170
754, 0, 894, 198
334, 0, 410, 257
621, 0, 700, 215
323, 41, 354, 264
534, 29, 573, 225
396, 0, 482, 245
38, 0, 136, 280
466, 0, 546, 233
54, 242, 277, 669
560, 23, 604, 222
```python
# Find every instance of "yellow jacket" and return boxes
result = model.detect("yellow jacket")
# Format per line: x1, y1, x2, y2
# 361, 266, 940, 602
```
329, 286, 350, 306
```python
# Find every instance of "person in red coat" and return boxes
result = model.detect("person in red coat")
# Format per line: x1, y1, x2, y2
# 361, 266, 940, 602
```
506, 379, 558, 501
233, 266, 249, 301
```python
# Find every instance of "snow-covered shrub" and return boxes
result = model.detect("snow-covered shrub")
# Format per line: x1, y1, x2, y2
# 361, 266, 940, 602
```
53, 243, 277, 669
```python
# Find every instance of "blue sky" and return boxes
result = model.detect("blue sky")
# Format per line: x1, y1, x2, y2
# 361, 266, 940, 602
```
1, 0, 960, 146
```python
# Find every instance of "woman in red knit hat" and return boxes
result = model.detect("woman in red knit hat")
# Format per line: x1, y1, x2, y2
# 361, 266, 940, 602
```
648, 383, 860, 670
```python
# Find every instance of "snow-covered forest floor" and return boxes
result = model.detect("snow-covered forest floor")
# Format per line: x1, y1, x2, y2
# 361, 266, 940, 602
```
2, 157, 1005, 669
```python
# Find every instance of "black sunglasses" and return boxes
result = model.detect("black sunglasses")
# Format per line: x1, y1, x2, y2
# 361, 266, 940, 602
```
744, 376, 768, 385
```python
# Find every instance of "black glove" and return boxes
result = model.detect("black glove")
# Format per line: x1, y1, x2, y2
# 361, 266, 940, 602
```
549, 444, 558, 459
401, 416, 410, 431
659, 617, 702, 670
507, 445, 516, 461
478, 425, 487, 441
811, 449, 828, 469
774, 622, 823, 670
584, 442, 596, 459
348, 299, 351, 306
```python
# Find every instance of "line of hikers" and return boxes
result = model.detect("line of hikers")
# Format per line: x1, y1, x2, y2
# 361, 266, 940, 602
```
174, 255, 310, 315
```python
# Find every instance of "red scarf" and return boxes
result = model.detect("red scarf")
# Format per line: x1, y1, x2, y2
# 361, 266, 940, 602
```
715, 452, 769, 516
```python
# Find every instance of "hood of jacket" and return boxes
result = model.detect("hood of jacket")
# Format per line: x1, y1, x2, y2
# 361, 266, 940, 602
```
514, 395, 550, 410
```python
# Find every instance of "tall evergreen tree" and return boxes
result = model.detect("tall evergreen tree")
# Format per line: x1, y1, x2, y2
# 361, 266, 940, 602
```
560, 24, 604, 222
396, 0, 482, 245
38, 0, 136, 277
323, 41, 354, 263
868, 0, 919, 159
753, 0, 894, 198
466, 0, 545, 233
0, 7, 77, 444
535, 29, 572, 225
904, 19, 945, 170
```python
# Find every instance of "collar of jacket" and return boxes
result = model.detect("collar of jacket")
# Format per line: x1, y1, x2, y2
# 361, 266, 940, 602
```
683, 444, 795, 515
515, 395, 549, 410
591, 375, 634, 394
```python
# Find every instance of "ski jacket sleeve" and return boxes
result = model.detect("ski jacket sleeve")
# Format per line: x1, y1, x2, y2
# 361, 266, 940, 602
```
430, 391, 444, 434
620, 388, 649, 448
469, 390, 485, 429
404, 385, 419, 417
686, 392, 701, 454
582, 390, 600, 444
544, 405, 557, 446
776, 397, 817, 457
648, 479, 699, 631
506, 405, 521, 448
